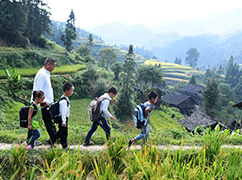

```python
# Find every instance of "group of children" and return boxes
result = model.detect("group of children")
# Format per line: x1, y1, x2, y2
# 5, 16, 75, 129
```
24, 84, 158, 150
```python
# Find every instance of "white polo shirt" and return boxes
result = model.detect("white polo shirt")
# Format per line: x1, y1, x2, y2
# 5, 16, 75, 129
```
31, 67, 54, 104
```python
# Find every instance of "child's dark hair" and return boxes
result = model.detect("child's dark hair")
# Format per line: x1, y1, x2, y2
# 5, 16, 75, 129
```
108, 86, 118, 94
32, 90, 45, 101
148, 91, 158, 100
63, 82, 74, 92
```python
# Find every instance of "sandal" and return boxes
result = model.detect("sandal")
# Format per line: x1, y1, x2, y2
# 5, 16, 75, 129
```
83, 141, 94, 146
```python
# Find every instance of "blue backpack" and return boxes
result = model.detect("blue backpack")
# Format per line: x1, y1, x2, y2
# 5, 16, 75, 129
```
133, 104, 146, 129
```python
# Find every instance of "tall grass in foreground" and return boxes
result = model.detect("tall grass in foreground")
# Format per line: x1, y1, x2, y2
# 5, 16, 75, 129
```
1, 126, 242, 179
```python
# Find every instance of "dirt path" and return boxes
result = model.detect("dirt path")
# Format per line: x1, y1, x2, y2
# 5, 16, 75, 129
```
1, 143, 242, 151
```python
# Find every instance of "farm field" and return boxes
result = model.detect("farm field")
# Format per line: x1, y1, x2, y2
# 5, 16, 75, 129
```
144, 59, 203, 84
0, 64, 87, 78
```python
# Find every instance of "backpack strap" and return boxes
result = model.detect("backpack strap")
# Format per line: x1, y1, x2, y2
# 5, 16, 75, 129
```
98, 97, 108, 114
29, 102, 38, 117
137, 105, 144, 122
58, 97, 69, 107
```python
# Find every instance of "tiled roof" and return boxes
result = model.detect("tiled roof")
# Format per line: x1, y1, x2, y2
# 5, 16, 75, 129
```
161, 92, 192, 105
182, 83, 204, 94
178, 111, 217, 132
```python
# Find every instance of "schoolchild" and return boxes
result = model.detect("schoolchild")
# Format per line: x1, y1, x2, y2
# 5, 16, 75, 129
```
128, 91, 158, 147
50, 82, 74, 149
83, 87, 118, 146
24, 90, 45, 149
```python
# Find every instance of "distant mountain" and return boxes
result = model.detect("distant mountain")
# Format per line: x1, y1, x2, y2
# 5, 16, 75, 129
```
91, 22, 155, 45
91, 8, 242, 70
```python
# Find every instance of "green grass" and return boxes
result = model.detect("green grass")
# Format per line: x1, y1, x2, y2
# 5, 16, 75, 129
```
0, 64, 87, 78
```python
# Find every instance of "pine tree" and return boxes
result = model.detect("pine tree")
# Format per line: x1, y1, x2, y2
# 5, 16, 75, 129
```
87, 33, 94, 49
61, 9, 77, 52
202, 77, 219, 116
189, 75, 197, 85
114, 44, 136, 121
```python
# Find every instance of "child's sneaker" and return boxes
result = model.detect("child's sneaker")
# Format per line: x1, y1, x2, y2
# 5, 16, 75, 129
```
23, 141, 27, 146
128, 140, 133, 147
26, 145, 33, 150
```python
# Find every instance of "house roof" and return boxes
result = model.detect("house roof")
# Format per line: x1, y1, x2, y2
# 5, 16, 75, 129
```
182, 83, 204, 94
178, 111, 217, 132
161, 92, 192, 105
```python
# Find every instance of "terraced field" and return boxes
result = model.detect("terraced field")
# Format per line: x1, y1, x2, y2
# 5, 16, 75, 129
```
144, 59, 203, 85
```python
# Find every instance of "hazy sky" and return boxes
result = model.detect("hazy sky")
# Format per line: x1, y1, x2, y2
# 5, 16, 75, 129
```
44, 0, 242, 30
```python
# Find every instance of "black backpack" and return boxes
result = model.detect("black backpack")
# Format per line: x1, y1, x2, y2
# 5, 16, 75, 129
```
87, 97, 108, 122
49, 97, 68, 124
19, 103, 37, 128
133, 104, 146, 129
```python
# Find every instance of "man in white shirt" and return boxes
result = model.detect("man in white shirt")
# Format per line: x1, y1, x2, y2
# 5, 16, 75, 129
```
83, 87, 118, 146
31, 57, 57, 142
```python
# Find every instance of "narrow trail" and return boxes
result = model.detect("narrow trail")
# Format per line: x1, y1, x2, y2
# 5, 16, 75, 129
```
1, 143, 242, 151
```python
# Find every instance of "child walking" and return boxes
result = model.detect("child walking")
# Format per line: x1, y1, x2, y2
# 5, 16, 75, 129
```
83, 87, 118, 146
50, 82, 74, 150
25, 90, 45, 149
128, 91, 158, 147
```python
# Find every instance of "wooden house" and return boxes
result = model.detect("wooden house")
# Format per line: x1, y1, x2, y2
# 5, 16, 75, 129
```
161, 91, 197, 115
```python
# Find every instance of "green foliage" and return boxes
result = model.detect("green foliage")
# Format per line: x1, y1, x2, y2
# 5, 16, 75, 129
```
61, 9, 77, 52
111, 62, 122, 80
114, 45, 136, 121
185, 47, 200, 68
4, 69, 23, 101
203, 125, 230, 162
136, 65, 163, 94
97, 48, 118, 70
174, 57, 182, 65
202, 77, 219, 116
226, 55, 240, 88
189, 75, 197, 84
0, 0, 52, 47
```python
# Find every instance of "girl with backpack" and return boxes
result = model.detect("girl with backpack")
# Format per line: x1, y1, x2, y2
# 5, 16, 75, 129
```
24, 90, 45, 149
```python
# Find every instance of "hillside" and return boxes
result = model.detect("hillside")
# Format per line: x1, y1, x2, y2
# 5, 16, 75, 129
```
144, 59, 202, 85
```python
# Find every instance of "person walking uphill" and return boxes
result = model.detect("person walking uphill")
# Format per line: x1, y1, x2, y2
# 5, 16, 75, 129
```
83, 87, 118, 146
128, 91, 158, 147
50, 82, 74, 150
31, 57, 57, 143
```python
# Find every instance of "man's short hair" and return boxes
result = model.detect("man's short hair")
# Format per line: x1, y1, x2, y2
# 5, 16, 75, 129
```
148, 91, 158, 100
44, 57, 57, 66
63, 82, 74, 92
108, 86, 118, 94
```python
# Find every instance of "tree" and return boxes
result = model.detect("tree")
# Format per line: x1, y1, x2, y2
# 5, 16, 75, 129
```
136, 65, 163, 94
225, 55, 239, 88
111, 62, 122, 80
61, 9, 77, 52
76, 44, 95, 63
87, 33, 94, 49
24, 0, 52, 47
185, 47, 200, 68
174, 57, 182, 65
202, 77, 219, 116
189, 75, 197, 85
114, 44, 136, 121
0, 0, 29, 47
97, 48, 118, 70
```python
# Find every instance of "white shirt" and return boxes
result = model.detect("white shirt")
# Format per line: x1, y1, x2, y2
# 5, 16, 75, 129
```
59, 96, 70, 125
31, 67, 54, 104
99, 93, 113, 119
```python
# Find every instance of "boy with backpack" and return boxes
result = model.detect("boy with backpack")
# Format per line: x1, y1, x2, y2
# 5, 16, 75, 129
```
128, 91, 158, 147
83, 87, 118, 146
49, 82, 74, 150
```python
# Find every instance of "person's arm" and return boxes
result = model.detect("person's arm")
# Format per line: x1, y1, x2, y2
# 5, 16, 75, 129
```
102, 100, 115, 120
27, 107, 34, 130
59, 99, 68, 127
144, 107, 150, 118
